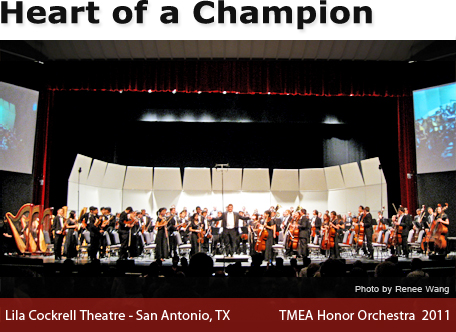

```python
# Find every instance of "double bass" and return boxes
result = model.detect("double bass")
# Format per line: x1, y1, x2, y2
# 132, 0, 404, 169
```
424, 203, 449, 254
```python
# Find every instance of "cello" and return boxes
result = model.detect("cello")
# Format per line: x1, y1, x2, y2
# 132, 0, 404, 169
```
321, 214, 335, 251
254, 214, 271, 253
285, 214, 300, 251
372, 207, 386, 243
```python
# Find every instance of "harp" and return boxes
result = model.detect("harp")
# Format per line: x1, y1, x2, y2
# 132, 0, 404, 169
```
37, 207, 53, 252
5, 204, 32, 254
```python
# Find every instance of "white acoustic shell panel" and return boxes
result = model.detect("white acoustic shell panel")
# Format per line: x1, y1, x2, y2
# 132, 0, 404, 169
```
98, 188, 123, 213
123, 190, 153, 213
271, 169, 299, 191
340, 162, 365, 188
153, 168, 182, 191
324, 166, 345, 190
242, 169, 270, 192
183, 168, 212, 191
68, 154, 92, 184
361, 157, 386, 186
300, 169, 327, 191
300, 191, 329, 213
86, 159, 107, 187
212, 168, 242, 191
102, 163, 127, 190
123, 166, 153, 190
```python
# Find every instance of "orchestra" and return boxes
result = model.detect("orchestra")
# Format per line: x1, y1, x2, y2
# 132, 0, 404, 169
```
1, 202, 451, 263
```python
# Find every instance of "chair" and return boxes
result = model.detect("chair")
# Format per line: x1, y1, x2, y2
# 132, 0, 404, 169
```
409, 230, 425, 257
109, 231, 121, 257
308, 235, 324, 259
372, 230, 390, 260
272, 242, 285, 258
77, 230, 91, 258
338, 231, 355, 257
43, 230, 54, 255
143, 231, 157, 258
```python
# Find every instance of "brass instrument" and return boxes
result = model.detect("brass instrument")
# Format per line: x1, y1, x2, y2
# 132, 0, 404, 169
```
274, 204, 282, 218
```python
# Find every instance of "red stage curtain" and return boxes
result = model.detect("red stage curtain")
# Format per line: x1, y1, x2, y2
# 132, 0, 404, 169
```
46, 61, 412, 97
397, 96, 418, 214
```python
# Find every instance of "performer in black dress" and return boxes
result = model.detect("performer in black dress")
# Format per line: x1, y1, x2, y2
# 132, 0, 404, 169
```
154, 207, 169, 261
63, 211, 78, 258
118, 206, 134, 260
263, 210, 276, 262
188, 213, 202, 257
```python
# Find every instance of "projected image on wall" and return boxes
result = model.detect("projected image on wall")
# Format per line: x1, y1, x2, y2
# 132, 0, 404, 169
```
0, 82, 39, 174
413, 82, 456, 174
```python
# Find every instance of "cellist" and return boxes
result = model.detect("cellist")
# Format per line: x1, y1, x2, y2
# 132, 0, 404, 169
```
285, 212, 300, 257
262, 210, 276, 262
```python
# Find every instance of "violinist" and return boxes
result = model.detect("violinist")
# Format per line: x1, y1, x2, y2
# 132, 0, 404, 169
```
248, 213, 260, 256
298, 208, 311, 258
237, 211, 249, 255
210, 211, 223, 256
155, 207, 169, 261
396, 207, 412, 258
359, 206, 374, 259
87, 206, 103, 261
177, 210, 189, 244
200, 210, 210, 253
118, 206, 134, 260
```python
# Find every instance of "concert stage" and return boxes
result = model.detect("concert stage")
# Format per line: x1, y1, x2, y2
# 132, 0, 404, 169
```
1, 252, 454, 277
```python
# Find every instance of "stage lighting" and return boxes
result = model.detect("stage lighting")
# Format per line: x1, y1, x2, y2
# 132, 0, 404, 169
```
198, 91, 202, 94
172, 89, 177, 94
148, 89, 152, 93
223, 91, 227, 94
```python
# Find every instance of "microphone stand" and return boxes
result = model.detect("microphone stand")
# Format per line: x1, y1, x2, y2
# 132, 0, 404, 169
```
78, 167, 82, 216
215, 163, 229, 273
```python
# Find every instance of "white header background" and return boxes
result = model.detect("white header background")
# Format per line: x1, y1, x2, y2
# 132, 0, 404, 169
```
1, 0, 456, 40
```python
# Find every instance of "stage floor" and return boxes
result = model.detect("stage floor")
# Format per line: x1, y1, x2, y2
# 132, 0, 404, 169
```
3, 251, 454, 268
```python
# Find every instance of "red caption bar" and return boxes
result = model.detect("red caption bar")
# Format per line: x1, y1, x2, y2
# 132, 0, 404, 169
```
0, 298, 454, 330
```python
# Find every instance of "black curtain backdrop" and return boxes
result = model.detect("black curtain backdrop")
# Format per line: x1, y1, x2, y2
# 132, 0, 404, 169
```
417, 172, 456, 237
47, 90, 400, 213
